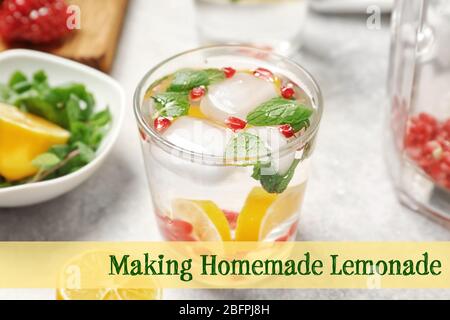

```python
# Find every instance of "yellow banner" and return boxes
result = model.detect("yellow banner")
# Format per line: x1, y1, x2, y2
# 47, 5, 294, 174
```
0, 242, 449, 289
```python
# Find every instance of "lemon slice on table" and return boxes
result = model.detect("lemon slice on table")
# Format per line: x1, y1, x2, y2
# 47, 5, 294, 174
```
57, 288, 161, 301
235, 185, 306, 241
57, 251, 162, 301
0, 103, 70, 181
171, 199, 232, 241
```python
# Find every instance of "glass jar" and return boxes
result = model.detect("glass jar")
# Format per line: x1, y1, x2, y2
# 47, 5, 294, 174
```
387, 0, 450, 225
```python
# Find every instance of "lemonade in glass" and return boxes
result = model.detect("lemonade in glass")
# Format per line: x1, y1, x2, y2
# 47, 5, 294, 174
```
134, 46, 322, 242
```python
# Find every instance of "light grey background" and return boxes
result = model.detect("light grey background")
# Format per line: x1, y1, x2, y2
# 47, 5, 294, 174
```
0, 0, 449, 300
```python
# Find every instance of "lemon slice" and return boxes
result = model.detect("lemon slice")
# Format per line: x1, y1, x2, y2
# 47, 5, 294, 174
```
57, 288, 161, 301
235, 188, 278, 241
57, 251, 162, 301
0, 103, 70, 181
171, 199, 232, 241
259, 184, 306, 240
235, 185, 306, 241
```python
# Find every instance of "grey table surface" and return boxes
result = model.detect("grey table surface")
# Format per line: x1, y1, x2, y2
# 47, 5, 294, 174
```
0, 0, 449, 300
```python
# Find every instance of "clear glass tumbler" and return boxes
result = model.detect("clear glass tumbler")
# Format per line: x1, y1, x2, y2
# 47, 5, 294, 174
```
134, 46, 322, 242
194, 0, 309, 56
387, 0, 450, 225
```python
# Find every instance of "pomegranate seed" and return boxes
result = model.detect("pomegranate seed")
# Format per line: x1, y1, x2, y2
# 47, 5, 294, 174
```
190, 87, 206, 100
170, 220, 194, 236
275, 234, 289, 242
288, 221, 299, 237
253, 67, 273, 81
225, 117, 247, 131
279, 124, 295, 138
154, 117, 171, 132
223, 210, 239, 230
281, 86, 295, 99
223, 67, 236, 78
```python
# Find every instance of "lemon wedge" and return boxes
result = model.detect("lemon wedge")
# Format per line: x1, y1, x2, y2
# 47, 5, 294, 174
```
0, 103, 70, 181
235, 185, 306, 241
171, 199, 232, 241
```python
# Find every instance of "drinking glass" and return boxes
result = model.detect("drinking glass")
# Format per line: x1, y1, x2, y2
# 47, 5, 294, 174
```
134, 46, 323, 242
194, 0, 309, 56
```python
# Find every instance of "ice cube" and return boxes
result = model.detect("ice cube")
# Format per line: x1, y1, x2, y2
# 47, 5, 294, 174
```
200, 72, 277, 123
149, 117, 235, 183
247, 126, 295, 175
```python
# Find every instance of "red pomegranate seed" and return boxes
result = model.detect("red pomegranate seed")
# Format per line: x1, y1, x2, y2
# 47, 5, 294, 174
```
281, 86, 295, 99
225, 117, 247, 131
275, 234, 289, 242
223, 67, 236, 78
154, 117, 171, 132
223, 210, 239, 230
288, 221, 299, 237
170, 219, 194, 236
253, 67, 273, 81
190, 86, 206, 100
279, 124, 295, 138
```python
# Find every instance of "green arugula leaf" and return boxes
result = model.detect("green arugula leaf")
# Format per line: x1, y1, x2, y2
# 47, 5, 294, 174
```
32, 153, 61, 170
246, 97, 313, 128
252, 159, 300, 194
152, 92, 189, 118
225, 132, 270, 166
167, 68, 225, 92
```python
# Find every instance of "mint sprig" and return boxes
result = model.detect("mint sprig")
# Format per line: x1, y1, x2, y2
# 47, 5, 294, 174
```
225, 132, 301, 193
167, 68, 225, 92
252, 159, 301, 194
152, 92, 189, 118
246, 97, 313, 130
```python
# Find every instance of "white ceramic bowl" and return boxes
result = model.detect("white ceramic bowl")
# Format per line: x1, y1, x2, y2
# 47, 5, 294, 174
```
0, 49, 125, 207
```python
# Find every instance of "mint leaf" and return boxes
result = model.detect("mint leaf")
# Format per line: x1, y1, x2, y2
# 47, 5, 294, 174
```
204, 68, 226, 84
0, 175, 12, 188
0, 84, 12, 101
253, 159, 300, 194
152, 92, 189, 118
8, 71, 27, 88
291, 119, 310, 132
74, 142, 95, 163
32, 70, 47, 84
225, 132, 269, 166
48, 145, 70, 159
90, 108, 112, 127
247, 97, 313, 129
32, 153, 61, 170
167, 68, 225, 92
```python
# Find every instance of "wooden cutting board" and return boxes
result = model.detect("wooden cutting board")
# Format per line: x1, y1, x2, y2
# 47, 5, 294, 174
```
0, 0, 129, 73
